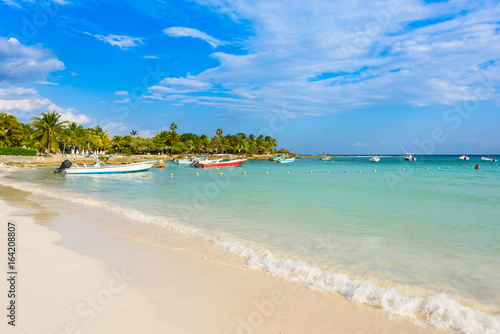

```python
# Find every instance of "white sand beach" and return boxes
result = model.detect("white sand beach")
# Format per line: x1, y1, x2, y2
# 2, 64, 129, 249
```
0, 184, 445, 334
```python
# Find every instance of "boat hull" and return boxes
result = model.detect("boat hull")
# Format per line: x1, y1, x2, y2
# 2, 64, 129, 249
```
65, 161, 157, 174
195, 159, 247, 168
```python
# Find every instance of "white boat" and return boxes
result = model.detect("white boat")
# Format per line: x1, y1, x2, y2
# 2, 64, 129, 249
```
459, 155, 470, 160
277, 157, 295, 163
174, 157, 204, 165
55, 158, 157, 175
400, 145, 417, 161
370, 156, 380, 162
481, 157, 497, 161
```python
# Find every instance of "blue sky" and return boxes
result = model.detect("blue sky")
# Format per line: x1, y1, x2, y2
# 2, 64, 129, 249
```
0, 0, 499, 154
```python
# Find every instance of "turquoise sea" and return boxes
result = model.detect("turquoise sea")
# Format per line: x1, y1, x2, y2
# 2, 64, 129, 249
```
2, 155, 500, 333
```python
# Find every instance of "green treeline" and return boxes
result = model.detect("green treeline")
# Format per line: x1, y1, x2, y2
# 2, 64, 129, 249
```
0, 111, 288, 156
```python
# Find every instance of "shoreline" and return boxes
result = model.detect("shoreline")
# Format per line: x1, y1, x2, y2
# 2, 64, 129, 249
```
0, 179, 444, 333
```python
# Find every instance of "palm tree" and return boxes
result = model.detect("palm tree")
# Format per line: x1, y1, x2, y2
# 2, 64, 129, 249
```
31, 111, 69, 155
130, 130, 138, 137
0, 112, 23, 147
215, 128, 223, 153
170, 123, 178, 133
91, 125, 110, 153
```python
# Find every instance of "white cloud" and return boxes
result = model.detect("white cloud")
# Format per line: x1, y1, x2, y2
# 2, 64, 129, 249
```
353, 142, 365, 147
0, 37, 65, 84
0, 87, 91, 124
114, 90, 129, 96
35, 80, 59, 85
101, 121, 128, 135
163, 27, 227, 48
3, 0, 70, 6
84, 32, 143, 49
148, 0, 500, 117
149, 75, 212, 95
143, 55, 158, 59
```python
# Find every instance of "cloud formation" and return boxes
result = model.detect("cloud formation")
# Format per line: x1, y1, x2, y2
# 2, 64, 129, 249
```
0, 87, 92, 124
163, 27, 227, 48
0, 37, 65, 84
84, 32, 143, 49
150, 0, 500, 117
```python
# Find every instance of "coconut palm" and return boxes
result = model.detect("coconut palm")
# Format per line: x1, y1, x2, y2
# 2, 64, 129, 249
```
31, 111, 69, 155
0, 112, 23, 147
130, 130, 138, 137
170, 123, 178, 133
215, 128, 224, 153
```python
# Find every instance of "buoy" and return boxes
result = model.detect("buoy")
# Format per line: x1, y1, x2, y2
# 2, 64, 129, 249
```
388, 169, 391, 171
170, 173, 174, 176
142, 174, 146, 177
243, 172, 246, 174
219, 172, 223, 175
343, 170, 346, 173
358, 170, 361, 172
287, 172, 290, 174
438, 167, 440, 169
416, 168, 418, 170
465, 167, 468, 169
374, 169, 376, 172
266, 172, 269, 174
402, 168, 406, 170
195, 173, 199, 175
448, 167, 450, 169
327, 171, 330, 173
309, 171, 313, 173
426, 167, 429, 170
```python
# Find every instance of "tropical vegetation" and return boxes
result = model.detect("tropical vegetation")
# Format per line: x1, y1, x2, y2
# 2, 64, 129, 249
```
0, 111, 285, 156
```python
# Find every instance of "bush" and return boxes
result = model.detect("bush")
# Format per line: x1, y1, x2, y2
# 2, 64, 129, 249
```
121, 147, 132, 156
0, 147, 37, 156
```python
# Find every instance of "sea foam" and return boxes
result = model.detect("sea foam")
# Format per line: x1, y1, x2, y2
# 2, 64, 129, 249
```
1, 177, 499, 334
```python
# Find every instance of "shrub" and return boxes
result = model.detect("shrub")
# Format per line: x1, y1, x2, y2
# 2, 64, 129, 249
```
0, 147, 38, 156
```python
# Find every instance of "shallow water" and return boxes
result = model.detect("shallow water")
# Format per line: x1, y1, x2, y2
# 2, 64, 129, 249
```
2, 155, 500, 333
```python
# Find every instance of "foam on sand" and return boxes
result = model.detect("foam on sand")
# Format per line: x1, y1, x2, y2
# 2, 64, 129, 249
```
1, 176, 499, 334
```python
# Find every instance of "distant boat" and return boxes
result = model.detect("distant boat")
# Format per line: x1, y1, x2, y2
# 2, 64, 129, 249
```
459, 155, 470, 161
54, 158, 157, 175
370, 156, 380, 162
400, 145, 417, 161
319, 152, 331, 161
481, 157, 497, 161
269, 154, 287, 161
277, 157, 295, 163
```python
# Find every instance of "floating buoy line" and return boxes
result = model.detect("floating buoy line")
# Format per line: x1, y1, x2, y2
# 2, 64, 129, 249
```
162, 166, 480, 177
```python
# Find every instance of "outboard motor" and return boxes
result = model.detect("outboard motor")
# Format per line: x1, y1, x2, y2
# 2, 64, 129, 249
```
54, 159, 72, 174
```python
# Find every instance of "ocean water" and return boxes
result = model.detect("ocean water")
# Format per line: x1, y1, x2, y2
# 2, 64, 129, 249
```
2, 155, 500, 333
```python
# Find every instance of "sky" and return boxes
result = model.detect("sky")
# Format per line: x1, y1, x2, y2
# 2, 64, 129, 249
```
0, 0, 499, 154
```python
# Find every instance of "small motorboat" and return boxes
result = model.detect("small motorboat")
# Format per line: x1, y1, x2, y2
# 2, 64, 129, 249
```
54, 158, 157, 175
277, 157, 295, 163
319, 152, 331, 161
481, 157, 497, 161
192, 158, 247, 168
370, 156, 380, 162
173, 157, 204, 165
400, 145, 417, 161
459, 155, 470, 161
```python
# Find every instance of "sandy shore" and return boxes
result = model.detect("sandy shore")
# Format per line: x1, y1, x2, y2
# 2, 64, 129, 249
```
0, 183, 445, 334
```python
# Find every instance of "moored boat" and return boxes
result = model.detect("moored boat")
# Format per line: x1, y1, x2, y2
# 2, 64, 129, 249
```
277, 157, 295, 163
481, 157, 497, 161
54, 159, 157, 175
459, 155, 470, 160
400, 145, 417, 161
193, 158, 247, 168
370, 156, 380, 162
